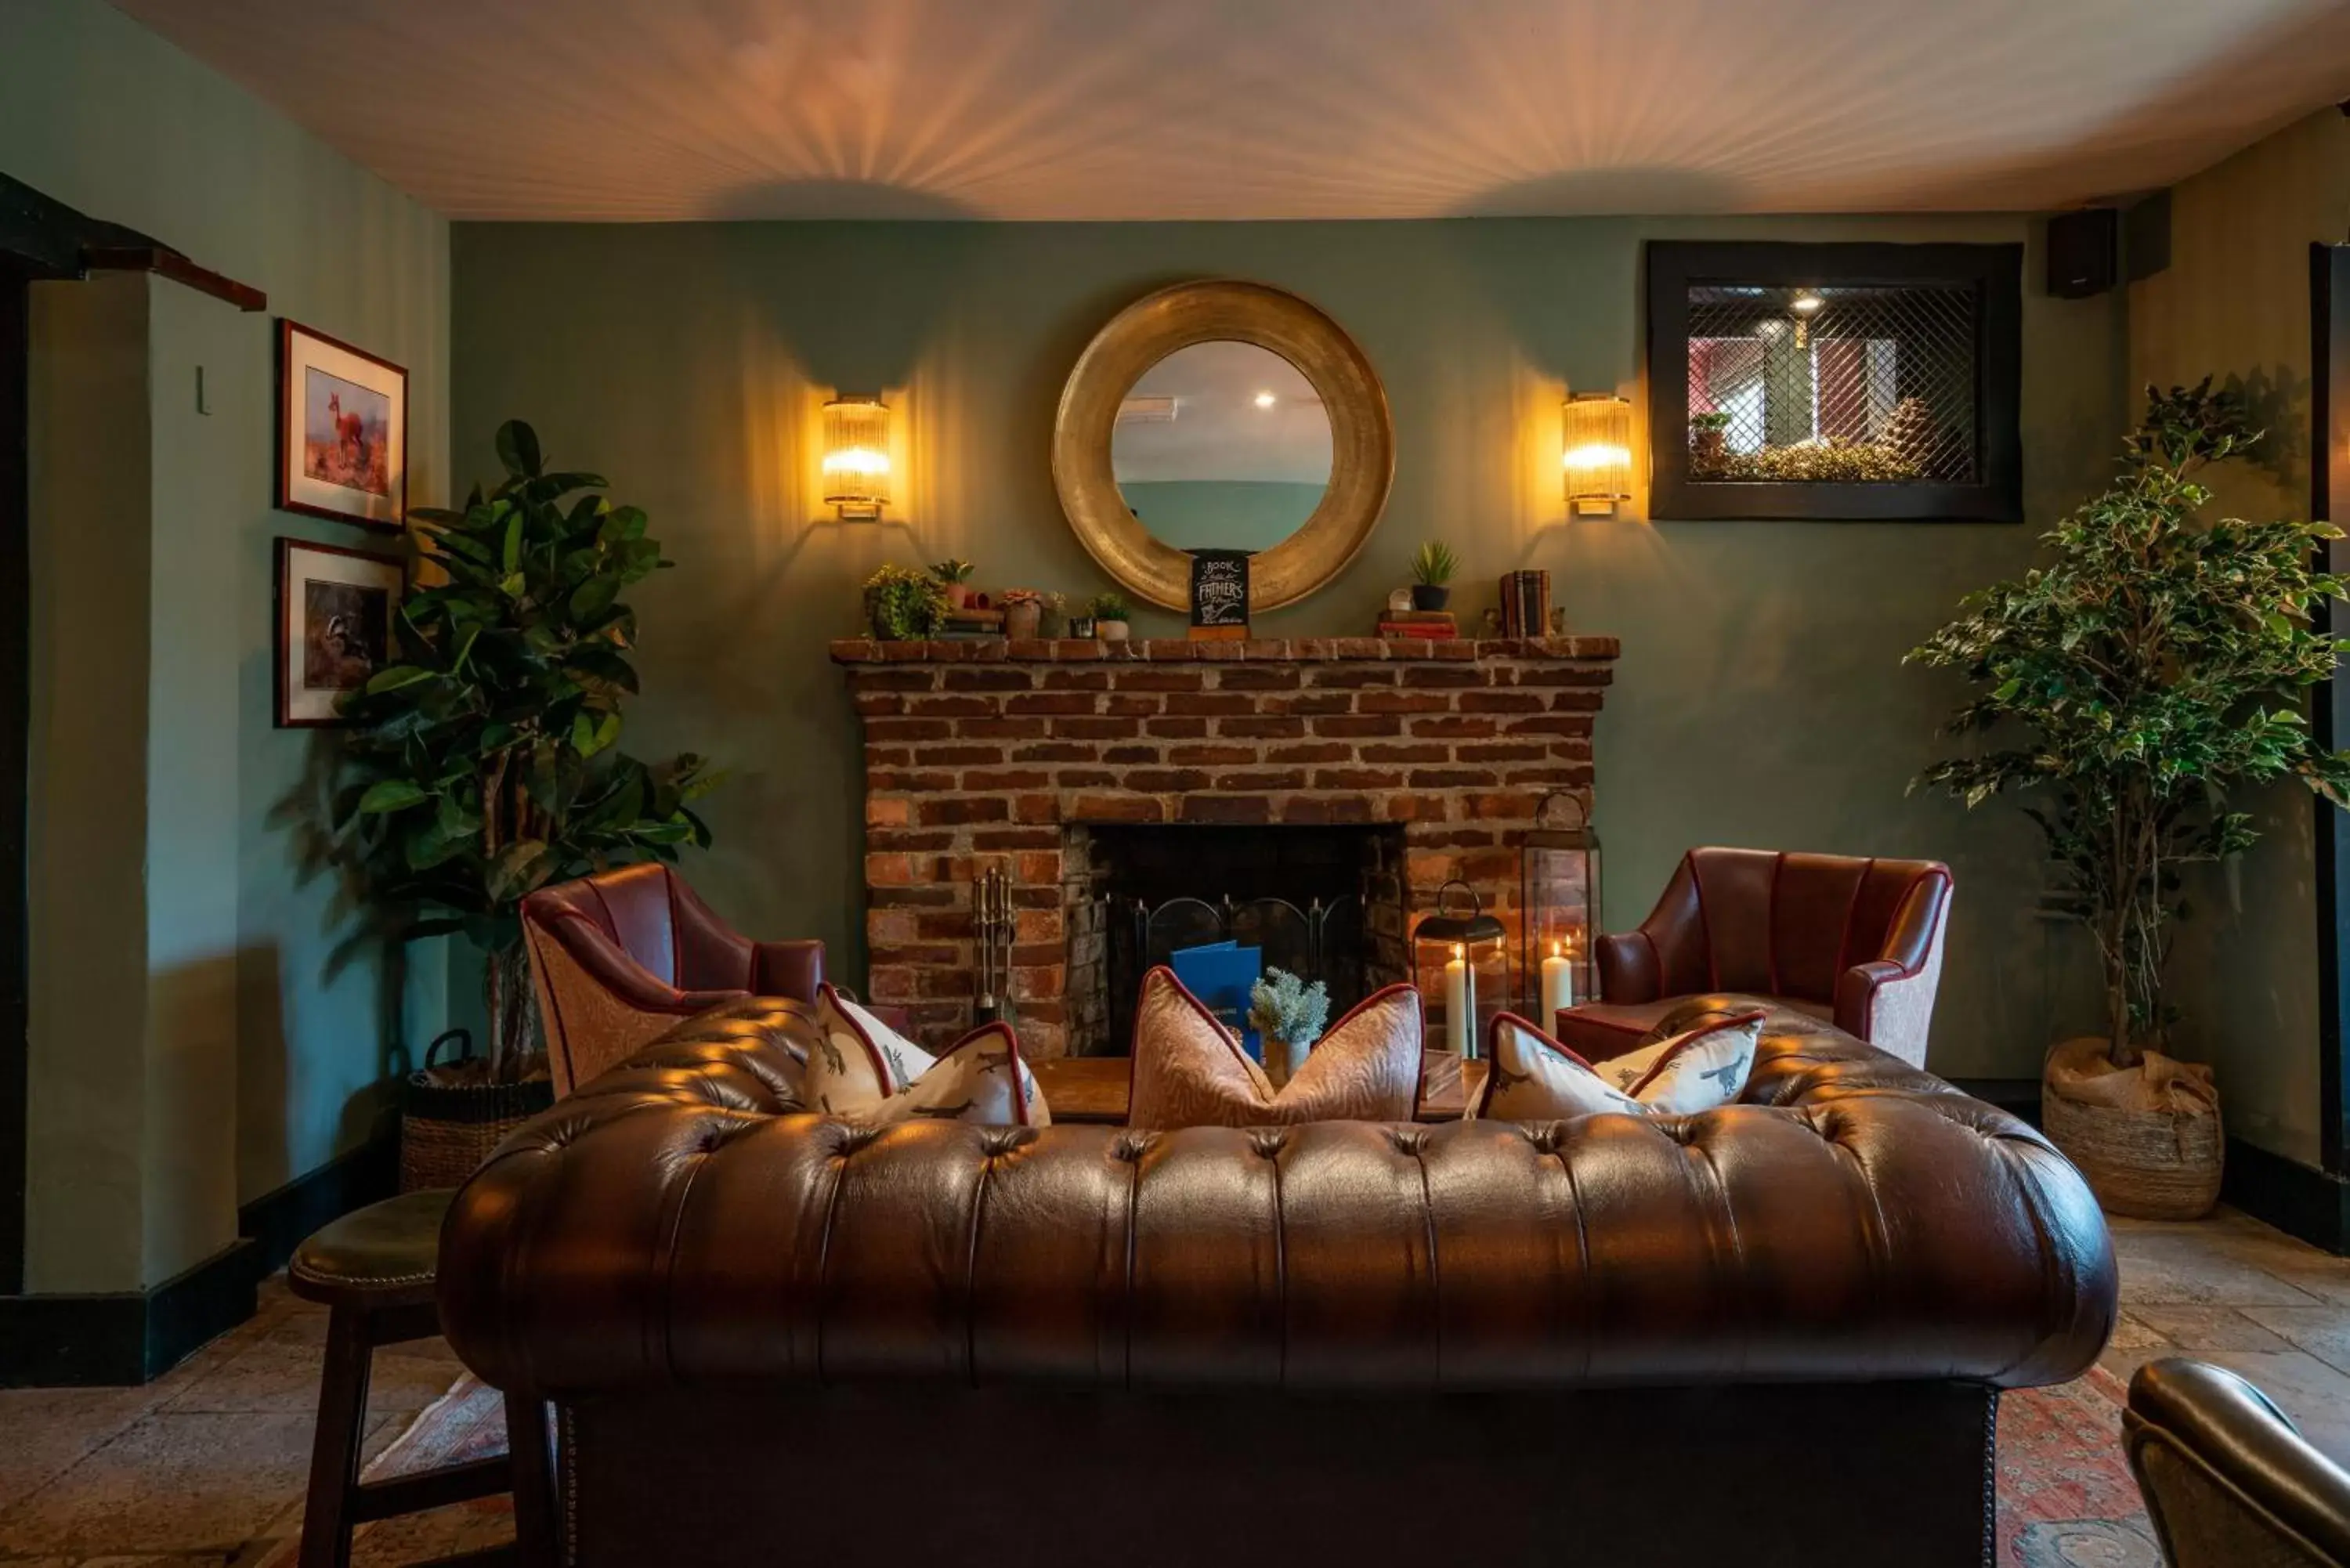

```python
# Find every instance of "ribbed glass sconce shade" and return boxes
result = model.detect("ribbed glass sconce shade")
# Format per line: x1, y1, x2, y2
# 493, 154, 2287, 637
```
1562, 392, 1633, 513
822, 397, 891, 519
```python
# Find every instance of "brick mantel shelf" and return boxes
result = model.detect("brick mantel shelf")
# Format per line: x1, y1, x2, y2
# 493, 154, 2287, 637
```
833, 635, 1620, 1057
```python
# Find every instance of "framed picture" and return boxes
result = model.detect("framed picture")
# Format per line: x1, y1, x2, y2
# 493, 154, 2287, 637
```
277, 320, 407, 529
276, 537, 404, 728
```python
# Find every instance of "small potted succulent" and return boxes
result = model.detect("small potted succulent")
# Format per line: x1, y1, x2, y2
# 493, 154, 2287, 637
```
930, 558, 977, 609
999, 587, 1045, 641
865, 563, 949, 641
1410, 540, 1458, 612
1248, 968, 1330, 1089
1690, 411, 1732, 472
1090, 591, 1132, 641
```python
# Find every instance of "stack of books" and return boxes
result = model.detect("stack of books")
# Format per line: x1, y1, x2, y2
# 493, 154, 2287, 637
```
1376, 609, 1458, 641
1499, 570, 1552, 638
939, 606, 1005, 640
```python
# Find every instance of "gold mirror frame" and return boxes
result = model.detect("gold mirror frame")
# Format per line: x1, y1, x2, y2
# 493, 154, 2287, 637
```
1052, 280, 1394, 612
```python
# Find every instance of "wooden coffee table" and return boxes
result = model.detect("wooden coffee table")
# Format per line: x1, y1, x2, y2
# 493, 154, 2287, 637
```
1032, 1051, 1486, 1125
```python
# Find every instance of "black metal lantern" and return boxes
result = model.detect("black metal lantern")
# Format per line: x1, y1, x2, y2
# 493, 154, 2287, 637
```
1412, 880, 1507, 1060
1519, 793, 1603, 1032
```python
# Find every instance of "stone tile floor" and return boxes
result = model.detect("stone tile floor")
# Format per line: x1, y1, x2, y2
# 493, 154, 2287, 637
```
2, 1206, 2348, 1564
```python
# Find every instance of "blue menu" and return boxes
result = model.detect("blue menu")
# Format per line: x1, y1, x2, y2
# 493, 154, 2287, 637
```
1170, 941, 1264, 1062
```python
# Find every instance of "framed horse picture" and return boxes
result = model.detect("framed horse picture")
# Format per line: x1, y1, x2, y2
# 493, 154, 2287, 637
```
277, 320, 407, 529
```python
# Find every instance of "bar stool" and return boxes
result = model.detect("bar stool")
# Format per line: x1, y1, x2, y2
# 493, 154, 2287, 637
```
289, 1188, 548, 1568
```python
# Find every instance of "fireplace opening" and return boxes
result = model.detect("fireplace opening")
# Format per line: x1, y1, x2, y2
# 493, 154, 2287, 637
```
1064, 823, 1408, 1056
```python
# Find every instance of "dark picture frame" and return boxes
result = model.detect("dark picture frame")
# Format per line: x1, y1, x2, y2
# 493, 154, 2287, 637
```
275, 537, 404, 728
1645, 241, 2023, 522
277, 319, 407, 530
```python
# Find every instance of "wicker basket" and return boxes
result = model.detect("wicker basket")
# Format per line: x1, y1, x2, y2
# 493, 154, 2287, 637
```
2041, 1036, 2223, 1221
399, 1028, 555, 1192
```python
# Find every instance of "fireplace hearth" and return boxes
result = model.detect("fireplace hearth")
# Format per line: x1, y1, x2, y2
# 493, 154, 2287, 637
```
836, 634, 1619, 1057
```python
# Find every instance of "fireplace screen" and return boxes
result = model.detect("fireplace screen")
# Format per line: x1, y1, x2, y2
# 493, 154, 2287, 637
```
1647, 242, 2022, 522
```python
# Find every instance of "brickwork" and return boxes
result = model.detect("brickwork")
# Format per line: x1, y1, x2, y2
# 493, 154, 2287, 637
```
835, 635, 1620, 1057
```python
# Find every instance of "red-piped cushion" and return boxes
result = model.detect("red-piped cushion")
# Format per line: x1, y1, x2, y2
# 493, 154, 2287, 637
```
1126, 966, 1422, 1129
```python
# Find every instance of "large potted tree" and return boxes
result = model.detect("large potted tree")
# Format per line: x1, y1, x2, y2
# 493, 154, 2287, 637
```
334, 420, 715, 1187
1911, 381, 2350, 1219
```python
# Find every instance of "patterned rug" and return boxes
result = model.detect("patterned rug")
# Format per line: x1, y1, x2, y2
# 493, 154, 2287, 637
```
307, 1365, 2155, 1566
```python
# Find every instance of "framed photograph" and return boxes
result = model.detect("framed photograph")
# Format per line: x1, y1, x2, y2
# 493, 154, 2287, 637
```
277, 319, 407, 529
276, 537, 404, 728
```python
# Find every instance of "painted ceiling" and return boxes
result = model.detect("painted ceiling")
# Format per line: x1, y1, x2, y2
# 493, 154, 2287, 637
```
111, 0, 2350, 220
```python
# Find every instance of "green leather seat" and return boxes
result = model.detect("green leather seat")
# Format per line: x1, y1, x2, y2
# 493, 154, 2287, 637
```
288, 1188, 452, 1310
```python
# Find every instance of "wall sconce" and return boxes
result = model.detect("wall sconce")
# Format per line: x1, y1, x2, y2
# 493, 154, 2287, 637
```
821, 396, 891, 520
1562, 392, 1633, 516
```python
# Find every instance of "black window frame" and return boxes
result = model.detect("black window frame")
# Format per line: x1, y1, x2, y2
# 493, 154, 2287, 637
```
1645, 240, 2024, 523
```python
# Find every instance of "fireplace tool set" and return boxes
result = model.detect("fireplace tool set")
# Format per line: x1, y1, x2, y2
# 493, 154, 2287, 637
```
974, 862, 1016, 1026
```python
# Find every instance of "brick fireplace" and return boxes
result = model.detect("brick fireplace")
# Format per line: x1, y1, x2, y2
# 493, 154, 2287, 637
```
833, 634, 1619, 1057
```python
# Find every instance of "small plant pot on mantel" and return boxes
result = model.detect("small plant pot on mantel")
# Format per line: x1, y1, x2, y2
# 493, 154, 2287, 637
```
1097, 619, 1131, 641
1411, 584, 1451, 612
2040, 1035, 2223, 1221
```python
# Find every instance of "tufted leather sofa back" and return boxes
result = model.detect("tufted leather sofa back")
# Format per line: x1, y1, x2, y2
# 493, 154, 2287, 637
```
438, 999, 2115, 1401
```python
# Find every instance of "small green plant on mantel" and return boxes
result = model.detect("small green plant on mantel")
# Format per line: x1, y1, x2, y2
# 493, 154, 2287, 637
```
1410, 540, 1459, 612
334, 419, 717, 1078
1909, 381, 2350, 1070
866, 563, 949, 641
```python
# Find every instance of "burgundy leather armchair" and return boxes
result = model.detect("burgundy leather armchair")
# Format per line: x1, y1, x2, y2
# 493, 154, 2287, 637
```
1564, 847, 1952, 1068
521, 863, 826, 1097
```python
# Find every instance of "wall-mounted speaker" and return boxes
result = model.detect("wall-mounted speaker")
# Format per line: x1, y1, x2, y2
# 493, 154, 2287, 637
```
2048, 208, 2118, 298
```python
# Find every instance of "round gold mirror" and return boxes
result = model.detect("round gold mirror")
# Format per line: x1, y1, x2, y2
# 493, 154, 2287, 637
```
1052, 280, 1393, 612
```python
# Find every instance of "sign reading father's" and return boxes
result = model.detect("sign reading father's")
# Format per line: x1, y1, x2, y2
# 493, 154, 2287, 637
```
1188, 549, 1251, 641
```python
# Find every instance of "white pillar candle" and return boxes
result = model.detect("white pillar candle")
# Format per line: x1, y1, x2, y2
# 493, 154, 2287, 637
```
1542, 941, 1576, 1028
1445, 944, 1473, 1058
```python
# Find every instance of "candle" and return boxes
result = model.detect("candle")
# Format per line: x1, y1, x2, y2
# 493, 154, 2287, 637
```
1445, 942, 1474, 1058
1542, 939, 1576, 1031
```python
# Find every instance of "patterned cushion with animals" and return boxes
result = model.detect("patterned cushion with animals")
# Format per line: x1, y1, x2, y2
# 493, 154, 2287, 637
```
1473, 1006, 1764, 1121
1126, 966, 1423, 1129
807, 985, 1050, 1126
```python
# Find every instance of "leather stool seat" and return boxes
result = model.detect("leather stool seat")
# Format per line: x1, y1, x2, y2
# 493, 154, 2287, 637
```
289, 1189, 451, 1310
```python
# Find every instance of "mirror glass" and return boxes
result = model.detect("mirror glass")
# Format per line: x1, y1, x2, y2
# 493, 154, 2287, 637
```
1110, 341, 1333, 554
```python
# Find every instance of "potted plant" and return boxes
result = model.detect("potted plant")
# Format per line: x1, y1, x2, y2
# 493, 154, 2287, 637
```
1411, 541, 1458, 611
1690, 410, 1733, 473
1910, 381, 2350, 1219
931, 558, 977, 609
334, 419, 718, 1183
1090, 591, 1132, 641
999, 587, 1045, 640
1248, 968, 1330, 1089
866, 563, 949, 641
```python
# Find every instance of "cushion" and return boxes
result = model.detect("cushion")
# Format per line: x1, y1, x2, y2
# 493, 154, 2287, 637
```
1473, 1006, 1765, 1121
808, 985, 1050, 1126
1126, 966, 1423, 1129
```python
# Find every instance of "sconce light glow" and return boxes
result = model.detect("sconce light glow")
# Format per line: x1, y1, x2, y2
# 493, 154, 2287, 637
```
1253, 391, 1277, 409
1791, 292, 1824, 314
1562, 392, 1633, 516
821, 396, 891, 520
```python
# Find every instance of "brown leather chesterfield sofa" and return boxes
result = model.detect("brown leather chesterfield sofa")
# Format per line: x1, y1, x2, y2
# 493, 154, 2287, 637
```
439, 1001, 2113, 1568
1565, 847, 1952, 1068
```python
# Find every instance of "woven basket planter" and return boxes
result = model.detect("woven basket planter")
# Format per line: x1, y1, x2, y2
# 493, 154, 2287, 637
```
399, 1030, 555, 1192
2041, 1036, 2223, 1221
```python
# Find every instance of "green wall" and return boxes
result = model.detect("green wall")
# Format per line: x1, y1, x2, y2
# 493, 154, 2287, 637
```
5, 0, 451, 1290
2128, 108, 2350, 1166
453, 214, 2127, 1081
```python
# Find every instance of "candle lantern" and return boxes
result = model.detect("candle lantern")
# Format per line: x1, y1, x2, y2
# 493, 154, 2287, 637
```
1412, 880, 1508, 1061
1520, 793, 1603, 1033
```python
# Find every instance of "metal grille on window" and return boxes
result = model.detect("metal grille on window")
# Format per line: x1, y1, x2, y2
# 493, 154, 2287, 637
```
1684, 284, 1977, 484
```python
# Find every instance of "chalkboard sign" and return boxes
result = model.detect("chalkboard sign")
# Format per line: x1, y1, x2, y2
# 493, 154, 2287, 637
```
1188, 549, 1251, 638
